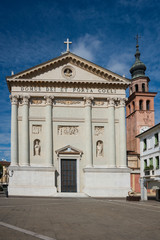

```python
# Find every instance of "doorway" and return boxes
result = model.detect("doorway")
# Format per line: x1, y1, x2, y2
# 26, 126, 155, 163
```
61, 159, 77, 192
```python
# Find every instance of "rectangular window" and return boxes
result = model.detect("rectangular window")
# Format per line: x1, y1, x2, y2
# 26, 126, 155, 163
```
155, 133, 159, 147
143, 139, 147, 151
156, 156, 159, 169
149, 158, 153, 169
144, 159, 147, 169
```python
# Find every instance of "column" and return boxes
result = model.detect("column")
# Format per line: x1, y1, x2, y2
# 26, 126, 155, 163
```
119, 98, 127, 167
108, 98, 116, 167
10, 95, 18, 166
85, 98, 93, 167
21, 96, 29, 166
45, 96, 53, 167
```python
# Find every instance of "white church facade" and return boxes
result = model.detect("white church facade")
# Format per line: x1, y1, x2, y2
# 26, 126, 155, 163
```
7, 49, 131, 197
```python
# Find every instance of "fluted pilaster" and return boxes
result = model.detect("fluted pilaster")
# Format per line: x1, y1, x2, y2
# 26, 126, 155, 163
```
45, 96, 53, 166
107, 98, 116, 167
119, 98, 127, 167
21, 96, 29, 166
84, 98, 93, 167
10, 95, 18, 166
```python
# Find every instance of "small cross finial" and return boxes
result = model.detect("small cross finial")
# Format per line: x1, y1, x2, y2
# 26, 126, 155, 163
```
135, 34, 141, 46
64, 38, 72, 52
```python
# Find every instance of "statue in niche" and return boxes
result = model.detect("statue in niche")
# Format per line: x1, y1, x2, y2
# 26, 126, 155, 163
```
96, 140, 103, 157
34, 139, 41, 156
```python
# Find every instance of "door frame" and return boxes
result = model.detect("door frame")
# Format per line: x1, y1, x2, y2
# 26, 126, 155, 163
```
55, 145, 83, 193
58, 156, 80, 193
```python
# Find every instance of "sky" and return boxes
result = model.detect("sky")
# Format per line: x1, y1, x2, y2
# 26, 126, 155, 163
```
0, 0, 160, 161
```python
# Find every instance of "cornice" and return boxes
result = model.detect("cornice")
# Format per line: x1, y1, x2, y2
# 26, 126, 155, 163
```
6, 78, 129, 92
126, 91, 157, 104
131, 76, 150, 83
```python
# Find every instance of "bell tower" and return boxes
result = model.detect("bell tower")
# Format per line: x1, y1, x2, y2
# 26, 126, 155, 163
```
126, 40, 156, 154
126, 38, 156, 193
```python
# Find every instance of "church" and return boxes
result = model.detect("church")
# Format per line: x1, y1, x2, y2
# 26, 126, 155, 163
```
7, 39, 131, 197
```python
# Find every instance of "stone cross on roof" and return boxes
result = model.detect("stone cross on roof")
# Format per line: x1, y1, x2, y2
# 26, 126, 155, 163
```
64, 38, 72, 52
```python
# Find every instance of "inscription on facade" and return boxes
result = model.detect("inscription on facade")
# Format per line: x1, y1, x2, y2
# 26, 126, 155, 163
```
19, 86, 116, 94
58, 126, 79, 135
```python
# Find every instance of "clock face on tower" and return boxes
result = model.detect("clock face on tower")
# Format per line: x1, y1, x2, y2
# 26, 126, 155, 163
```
140, 126, 150, 133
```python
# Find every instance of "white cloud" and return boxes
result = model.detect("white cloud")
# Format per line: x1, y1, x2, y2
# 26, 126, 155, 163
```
106, 52, 132, 77
0, 146, 10, 161
72, 34, 101, 62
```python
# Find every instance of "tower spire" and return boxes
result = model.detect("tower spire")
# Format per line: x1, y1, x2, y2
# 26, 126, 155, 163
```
130, 34, 146, 79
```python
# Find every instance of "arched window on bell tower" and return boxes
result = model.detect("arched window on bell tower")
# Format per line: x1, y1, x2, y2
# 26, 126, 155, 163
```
146, 100, 150, 110
128, 105, 131, 114
135, 84, 139, 92
139, 100, 143, 110
142, 83, 145, 92
132, 101, 135, 112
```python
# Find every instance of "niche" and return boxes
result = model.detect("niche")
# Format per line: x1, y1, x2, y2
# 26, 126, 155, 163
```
96, 140, 103, 157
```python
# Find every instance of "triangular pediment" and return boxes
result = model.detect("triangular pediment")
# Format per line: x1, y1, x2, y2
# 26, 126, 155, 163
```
6, 52, 130, 87
55, 145, 83, 156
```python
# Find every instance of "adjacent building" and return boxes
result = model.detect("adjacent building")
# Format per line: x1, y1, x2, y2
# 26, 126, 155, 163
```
0, 160, 10, 186
137, 123, 160, 200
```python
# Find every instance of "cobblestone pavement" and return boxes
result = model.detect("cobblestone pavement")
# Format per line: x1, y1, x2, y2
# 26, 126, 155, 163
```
0, 197, 160, 240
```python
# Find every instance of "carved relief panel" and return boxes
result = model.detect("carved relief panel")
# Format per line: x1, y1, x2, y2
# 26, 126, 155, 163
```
32, 125, 42, 134
94, 126, 104, 136
58, 126, 79, 135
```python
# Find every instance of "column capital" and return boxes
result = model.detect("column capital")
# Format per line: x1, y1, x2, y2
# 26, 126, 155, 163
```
45, 96, 54, 105
84, 97, 93, 106
9, 95, 19, 105
22, 95, 30, 105
107, 98, 115, 107
118, 98, 127, 107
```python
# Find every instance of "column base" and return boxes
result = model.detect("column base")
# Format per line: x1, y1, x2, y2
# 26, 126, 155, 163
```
83, 167, 131, 197
8, 166, 57, 197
